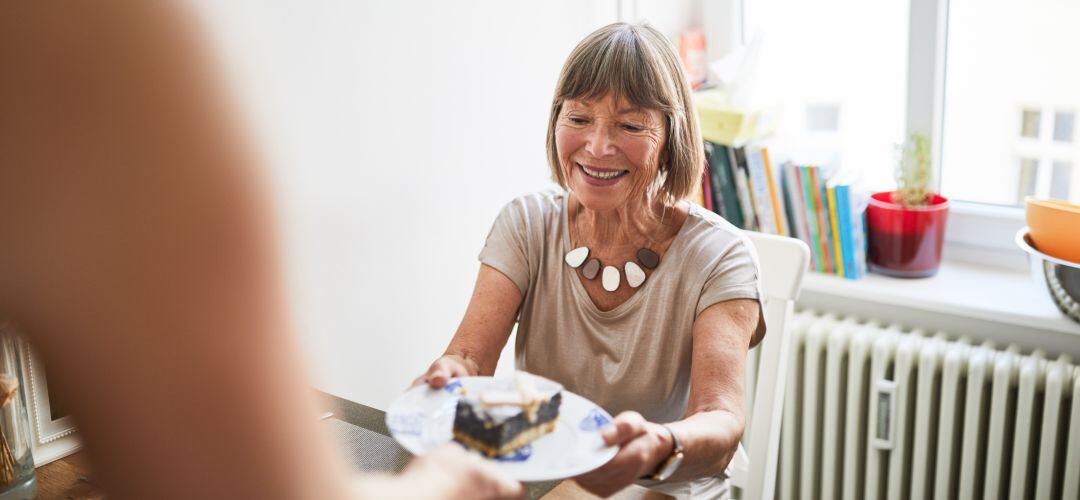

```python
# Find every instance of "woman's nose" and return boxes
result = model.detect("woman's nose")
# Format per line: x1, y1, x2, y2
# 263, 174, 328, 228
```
584, 124, 617, 158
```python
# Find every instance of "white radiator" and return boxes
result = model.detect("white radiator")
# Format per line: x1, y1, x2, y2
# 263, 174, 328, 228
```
776, 310, 1080, 500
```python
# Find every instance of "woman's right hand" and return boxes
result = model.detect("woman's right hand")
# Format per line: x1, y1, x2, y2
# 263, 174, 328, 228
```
400, 444, 523, 499
411, 354, 478, 389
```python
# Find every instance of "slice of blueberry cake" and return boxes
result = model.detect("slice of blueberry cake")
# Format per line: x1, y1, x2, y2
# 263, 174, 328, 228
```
452, 372, 562, 457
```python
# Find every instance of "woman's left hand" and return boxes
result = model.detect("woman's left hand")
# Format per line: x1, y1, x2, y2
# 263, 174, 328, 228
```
573, 411, 673, 498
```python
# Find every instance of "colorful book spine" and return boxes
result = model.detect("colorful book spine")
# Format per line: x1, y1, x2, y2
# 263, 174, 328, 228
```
835, 185, 856, 279
826, 186, 845, 277
731, 147, 758, 231
760, 147, 788, 236
818, 183, 835, 273
799, 167, 822, 272
784, 163, 811, 249
707, 142, 744, 227
745, 147, 778, 234
807, 168, 832, 273
779, 164, 798, 238
695, 188, 706, 208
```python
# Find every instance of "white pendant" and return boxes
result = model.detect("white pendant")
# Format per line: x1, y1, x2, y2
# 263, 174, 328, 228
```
625, 261, 646, 288
564, 246, 589, 268
602, 266, 620, 292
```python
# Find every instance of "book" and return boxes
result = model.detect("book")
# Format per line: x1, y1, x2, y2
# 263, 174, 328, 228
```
730, 147, 758, 231
692, 149, 708, 209
707, 143, 744, 227
799, 167, 823, 272
760, 147, 788, 236
806, 167, 832, 273
697, 170, 711, 210
782, 162, 811, 247
826, 186, 844, 277
745, 147, 778, 234
835, 185, 856, 280
817, 182, 834, 274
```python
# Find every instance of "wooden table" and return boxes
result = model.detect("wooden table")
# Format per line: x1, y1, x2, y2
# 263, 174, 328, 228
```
34, 392, 668, 499
35, 451, 103, 499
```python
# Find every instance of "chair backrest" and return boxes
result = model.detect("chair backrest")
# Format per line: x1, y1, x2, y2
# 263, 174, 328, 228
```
731, 232, 810, 500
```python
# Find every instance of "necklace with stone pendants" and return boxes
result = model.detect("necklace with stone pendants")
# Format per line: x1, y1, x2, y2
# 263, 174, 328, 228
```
564, 204, 669, 292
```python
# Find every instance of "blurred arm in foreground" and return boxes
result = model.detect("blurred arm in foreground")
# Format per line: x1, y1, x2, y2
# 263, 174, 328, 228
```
0, 2, 520, 499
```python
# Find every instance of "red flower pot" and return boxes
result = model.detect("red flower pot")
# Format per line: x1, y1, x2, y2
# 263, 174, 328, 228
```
866, 191, 950, 278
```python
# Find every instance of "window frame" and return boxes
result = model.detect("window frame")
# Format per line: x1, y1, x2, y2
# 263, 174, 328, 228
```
908, 0, 1027, 268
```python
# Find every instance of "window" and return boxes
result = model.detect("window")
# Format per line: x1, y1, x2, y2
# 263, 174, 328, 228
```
939, 0, 1080, 207
806, 104, 840, 133
1054, 112, 1075, 143
1050, 161, 1073, 200
950, 105, 1078, 206
742, 0, 909, 192
1021, 110, 1041, 139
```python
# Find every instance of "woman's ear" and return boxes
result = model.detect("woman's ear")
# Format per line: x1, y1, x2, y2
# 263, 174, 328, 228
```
660, 115, 676, 172
659, 147, 671, 173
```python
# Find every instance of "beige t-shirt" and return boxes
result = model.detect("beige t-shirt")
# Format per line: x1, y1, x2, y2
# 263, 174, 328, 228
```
478, 190, 766, 424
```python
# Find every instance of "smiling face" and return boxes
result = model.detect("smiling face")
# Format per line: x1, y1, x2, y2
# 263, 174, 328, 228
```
554, 93, 667, 212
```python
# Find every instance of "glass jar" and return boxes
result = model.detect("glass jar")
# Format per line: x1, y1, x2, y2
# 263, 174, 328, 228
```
0, 325, 36, 500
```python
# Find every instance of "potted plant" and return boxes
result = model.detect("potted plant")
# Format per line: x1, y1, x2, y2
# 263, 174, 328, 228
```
866, 132, 950, 278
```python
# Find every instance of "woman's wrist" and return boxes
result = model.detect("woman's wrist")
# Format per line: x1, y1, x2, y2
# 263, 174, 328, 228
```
644, 422, 676, 475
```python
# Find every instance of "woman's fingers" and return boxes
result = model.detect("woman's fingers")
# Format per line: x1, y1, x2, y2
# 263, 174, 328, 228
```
424, 366, 449, 389
418, 355, 471, 389
574, 430, 660, 497
600, 411, 647, 446
426, 358, 460, 388
573, 412, 654, 497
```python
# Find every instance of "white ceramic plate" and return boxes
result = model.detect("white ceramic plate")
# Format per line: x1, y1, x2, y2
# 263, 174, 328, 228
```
386, 376, 618, 482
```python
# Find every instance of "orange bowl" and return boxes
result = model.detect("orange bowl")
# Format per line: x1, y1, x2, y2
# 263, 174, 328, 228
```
1026, 198, 1080, 264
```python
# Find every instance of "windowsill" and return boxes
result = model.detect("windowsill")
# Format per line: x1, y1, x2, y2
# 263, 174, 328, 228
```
796, 259, 1080, 357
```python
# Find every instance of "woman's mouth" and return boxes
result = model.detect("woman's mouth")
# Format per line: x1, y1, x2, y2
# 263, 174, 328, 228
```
577, 162, 629, 181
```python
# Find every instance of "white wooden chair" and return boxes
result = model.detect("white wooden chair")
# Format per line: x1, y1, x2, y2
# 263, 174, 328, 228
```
729, 232, 810, 500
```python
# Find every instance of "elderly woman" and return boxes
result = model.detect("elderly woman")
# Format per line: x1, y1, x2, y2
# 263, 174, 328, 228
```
417, 22, 765, 499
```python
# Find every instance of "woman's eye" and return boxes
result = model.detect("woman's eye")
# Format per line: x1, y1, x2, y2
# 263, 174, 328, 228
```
622, 123, 644, 132
568, 117, 589, 125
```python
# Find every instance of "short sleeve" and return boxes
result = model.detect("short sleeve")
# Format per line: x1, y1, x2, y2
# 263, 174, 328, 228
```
696, 237, 768, 347
478, 200, 531, 295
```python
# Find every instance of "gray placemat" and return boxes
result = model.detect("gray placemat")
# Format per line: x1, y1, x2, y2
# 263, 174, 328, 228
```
325, 417, 412, 473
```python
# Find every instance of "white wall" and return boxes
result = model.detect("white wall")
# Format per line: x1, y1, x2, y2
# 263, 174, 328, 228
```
633, 0, 703, 38
190, 1, 624, 408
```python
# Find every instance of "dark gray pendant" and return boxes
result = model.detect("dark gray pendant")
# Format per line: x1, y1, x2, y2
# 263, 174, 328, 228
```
582, 258, 601, 280
637, 248, 660, 269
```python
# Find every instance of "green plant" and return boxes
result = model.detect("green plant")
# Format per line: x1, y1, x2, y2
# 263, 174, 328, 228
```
893, 132, 933, 206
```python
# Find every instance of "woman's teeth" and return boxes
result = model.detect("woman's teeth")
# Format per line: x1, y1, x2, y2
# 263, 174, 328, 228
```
580, 164, 627, 180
